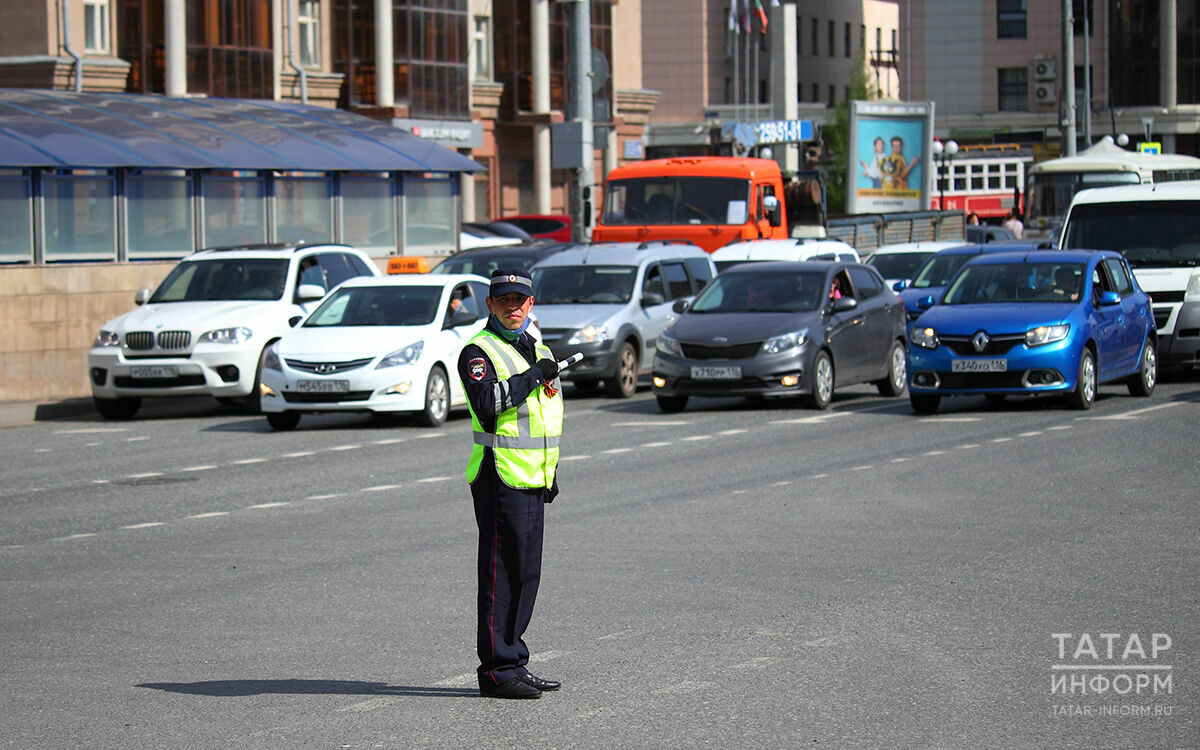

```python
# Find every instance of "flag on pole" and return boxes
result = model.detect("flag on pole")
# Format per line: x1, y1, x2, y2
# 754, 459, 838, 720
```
740, 0, 750, 33
755, 0, 768, 33
728, 2, 738, 33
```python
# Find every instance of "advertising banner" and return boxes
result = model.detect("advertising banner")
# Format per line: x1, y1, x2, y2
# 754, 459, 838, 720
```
847, 101, 935, 214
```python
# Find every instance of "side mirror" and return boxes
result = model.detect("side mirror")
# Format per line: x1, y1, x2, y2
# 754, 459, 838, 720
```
917, 295, 935, 310
830, 297, 858, 313
642, 290, 665, 307
763, 195, 782, 227
296, 283, 326, 302
445, 306, 477, 328
892, 280, 907, 292
134, 288, 150, 306
672, 299, 690, 314
1098, 290, 1121, 306
288, 315, 303, 327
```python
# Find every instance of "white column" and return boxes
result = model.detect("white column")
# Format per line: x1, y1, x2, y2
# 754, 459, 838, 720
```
375, 0, 394, 108
164, 0, 186, 97
532, 0, 551, 215
770, 3, 798, 173
1161, 0, 1177, 109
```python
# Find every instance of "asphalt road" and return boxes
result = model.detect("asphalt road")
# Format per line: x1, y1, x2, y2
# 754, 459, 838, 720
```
2, 380, 1198, 749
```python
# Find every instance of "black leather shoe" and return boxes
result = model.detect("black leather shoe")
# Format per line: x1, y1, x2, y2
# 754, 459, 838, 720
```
516, 672, 561, 691
480, 677, 541, 699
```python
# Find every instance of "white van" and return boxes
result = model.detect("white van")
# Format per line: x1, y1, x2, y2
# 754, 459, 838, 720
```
863, 240, 967, 289
710, 238, 860, 273
1059, 181, 1200, 373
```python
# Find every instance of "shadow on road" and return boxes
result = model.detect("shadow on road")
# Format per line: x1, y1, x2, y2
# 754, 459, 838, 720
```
136, 679, 479, 698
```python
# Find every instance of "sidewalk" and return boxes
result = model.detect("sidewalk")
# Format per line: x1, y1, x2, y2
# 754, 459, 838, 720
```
0, 398, 98, 429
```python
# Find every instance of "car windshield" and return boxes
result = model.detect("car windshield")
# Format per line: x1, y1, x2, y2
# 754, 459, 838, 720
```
943, 262, 1086, 304
531, 265, 636, 304
149, 259, 289, 303
1061, 201, 1200, 267
433, 253, 535, 276
688, 270, 826, 313
867, 252, 935, 280
909, 254, 974, 289
303, 285, 442, 326
602, 176, 749, 225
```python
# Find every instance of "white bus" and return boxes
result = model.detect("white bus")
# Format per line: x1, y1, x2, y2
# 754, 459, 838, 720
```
1025, 135, 1200, 239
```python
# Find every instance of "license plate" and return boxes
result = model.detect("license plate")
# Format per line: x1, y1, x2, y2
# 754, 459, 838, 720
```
130, 366, 178, 379
297, 379, 350, 393
691, 366, 742, 380
951, 359, 1007, 373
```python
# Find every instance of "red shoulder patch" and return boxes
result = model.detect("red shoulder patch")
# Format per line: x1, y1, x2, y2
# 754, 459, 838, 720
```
468, 357, 488, 381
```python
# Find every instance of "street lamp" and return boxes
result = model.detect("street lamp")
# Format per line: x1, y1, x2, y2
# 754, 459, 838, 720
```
931, 139, 958, 210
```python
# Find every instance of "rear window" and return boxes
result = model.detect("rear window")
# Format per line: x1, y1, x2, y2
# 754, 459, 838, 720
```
531, 265, 636, 304
867, 252, 935, 281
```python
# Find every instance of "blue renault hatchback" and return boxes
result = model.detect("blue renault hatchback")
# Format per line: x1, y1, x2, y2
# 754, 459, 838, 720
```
906, 250, 1157, 414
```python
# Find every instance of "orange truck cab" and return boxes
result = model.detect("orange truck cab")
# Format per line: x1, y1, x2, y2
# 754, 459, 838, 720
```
592, 156, 788, 252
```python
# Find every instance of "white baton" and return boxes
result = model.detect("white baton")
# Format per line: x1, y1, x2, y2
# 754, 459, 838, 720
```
557, 352, 584, 371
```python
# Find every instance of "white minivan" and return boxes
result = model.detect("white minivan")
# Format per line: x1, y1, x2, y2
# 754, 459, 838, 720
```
710, 238, 860, 273
1059, 181, 1200, 373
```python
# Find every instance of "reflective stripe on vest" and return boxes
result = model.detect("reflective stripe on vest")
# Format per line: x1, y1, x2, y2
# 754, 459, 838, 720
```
464, 330, 563, 489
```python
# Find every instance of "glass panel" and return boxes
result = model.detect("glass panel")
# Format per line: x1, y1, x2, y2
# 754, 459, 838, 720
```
403, 176, 455, 255
0, 177, 32, 263
127, 175, 194, 259
43, 172, 117, 261
202, 174, 265, 248
275, 176, 333, 244
343, 177, 396, 254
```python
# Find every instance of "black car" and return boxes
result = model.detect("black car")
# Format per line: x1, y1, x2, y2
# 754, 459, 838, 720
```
431, 241, 575, 277
652, 261, 907, 411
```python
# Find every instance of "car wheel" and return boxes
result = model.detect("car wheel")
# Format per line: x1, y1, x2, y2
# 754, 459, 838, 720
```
266, 411, 301, 431
876, 340, 907, 397
604, 341, 639, 398
909, 393, 941, 415
1066, 348, 1096, 410
419, 365, 450, 427
94, 396, 141, 420
804, 350, 834, 409
1127, 336, 1157, 397
244, 344, 270, 415
656, 394, 688, 413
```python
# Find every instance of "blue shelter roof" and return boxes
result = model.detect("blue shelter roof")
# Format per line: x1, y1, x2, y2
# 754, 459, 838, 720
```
0, 88, 482, 172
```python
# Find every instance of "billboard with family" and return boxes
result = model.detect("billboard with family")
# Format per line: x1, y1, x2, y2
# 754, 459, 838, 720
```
846, 101, 935, 214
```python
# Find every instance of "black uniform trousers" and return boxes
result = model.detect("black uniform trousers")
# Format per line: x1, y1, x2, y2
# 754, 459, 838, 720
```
471, 449, 546, 688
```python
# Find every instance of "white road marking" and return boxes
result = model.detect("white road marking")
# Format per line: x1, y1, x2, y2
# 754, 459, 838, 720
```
233, 457, 268, 465
613, 421, 690, 427
282, 451, 315, 458
329, 445, 360, 451
128, 472, 164, 479
34, 448, 51, 453
361, 485, 402, 492
772, 481, 791, 486
851, 465, 873, 471
732, 489, 750, 494
924, 450, 945, 456
85, 442, 102, 447
125, 436, 150, 442
181, 465, 217, 472
417, 476, 451, 483
423, 650, 569, 692
306, 493, 344, 500
681, 435, 711, 441
641, 441, 672, 448
719, 428, 748, 435
891, 457, 911, 463
57, 533, 97, 541
415, 433, 445, 439
991, 437, 1012, 443
122, 522, 165, 529
54, 428, 128, 434
1019, 431, 1043, 437
92, 479, 110, 484
957, 444, 980, 450
561, 454, 590, 461
372, 439, 406, 445
1047, 425, 1073, 431
771, 413, 849, 425
1087, 401, 1182, 420
187, 512, 229, 519
810, 473, 829, 479
603, 447, 634, 454
248, 502, 289, 509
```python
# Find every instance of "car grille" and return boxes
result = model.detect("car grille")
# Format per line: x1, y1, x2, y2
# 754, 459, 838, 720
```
1147, 291, 1185, 303
680, 342, 762, 360
1153, 307, 1172, 329
939, 334, 1024, 356
673, 377, 771, 391
937, 372, 1030, 389
113, 374, 206, 388
282, 391, 374, 403
285, 357, 374, 374
125, 331, 191, 350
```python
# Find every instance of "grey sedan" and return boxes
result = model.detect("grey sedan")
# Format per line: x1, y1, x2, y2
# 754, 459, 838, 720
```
651, 261, 907, 411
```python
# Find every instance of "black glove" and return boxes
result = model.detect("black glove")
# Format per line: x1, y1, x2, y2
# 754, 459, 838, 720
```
545, 477, 560, 504
535, 358, 559, 382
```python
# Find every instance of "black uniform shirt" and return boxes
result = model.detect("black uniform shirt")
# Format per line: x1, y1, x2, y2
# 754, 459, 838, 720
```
457, 316, 549, 435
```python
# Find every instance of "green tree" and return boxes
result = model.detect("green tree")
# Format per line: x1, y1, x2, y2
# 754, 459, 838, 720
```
821, 47, 879, 214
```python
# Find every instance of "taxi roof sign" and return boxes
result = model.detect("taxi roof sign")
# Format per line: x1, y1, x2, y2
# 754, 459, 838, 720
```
387, 256, 432, 274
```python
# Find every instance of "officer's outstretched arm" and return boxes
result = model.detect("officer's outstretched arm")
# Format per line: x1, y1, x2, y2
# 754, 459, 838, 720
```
458, 344, 546, 418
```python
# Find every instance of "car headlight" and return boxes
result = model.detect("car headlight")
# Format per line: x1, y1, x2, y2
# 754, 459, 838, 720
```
377, 341, 424, 369
1025, 324, 1070, 347
568, 325, 609, 346
200, 326, 253, 344
761, 328, 809, 354
93, 329, 120, 347
263, 341, 282, 372
1185, 271, 1200, 301
912, 326, 939, 349
656, 333, 682, 357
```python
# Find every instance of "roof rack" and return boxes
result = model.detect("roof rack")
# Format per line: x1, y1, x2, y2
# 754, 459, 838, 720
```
194, 242, 297, 254
636, 239, 698, 249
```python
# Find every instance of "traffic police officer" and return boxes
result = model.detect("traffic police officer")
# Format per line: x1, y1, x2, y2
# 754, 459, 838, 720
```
458, 269, 563, 700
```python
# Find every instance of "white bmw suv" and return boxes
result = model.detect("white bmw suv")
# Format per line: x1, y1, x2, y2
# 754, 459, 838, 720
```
87, 243, 381, 419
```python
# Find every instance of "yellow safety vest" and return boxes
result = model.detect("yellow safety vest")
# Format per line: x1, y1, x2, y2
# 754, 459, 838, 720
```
464, 330, 564, 489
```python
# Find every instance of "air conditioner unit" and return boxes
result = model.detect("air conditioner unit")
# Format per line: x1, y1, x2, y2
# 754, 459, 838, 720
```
1033, 57, 1056, 81
1035, 83, 1057, 105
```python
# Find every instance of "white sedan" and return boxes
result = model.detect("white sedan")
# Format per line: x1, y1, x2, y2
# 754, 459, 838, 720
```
259, 274, 492, 429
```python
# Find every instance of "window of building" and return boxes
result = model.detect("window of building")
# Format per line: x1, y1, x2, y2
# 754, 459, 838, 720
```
126, 170, 193, 259
1075, 64, 1093, 110
828, 85, 835, 106
998, 67, 1028, 111
84, 0, 111, 53
342, 173, 397, 254
202, 171, 266, 248
473, 15, 491, 80
796, 17, 803, 54
298, 0, 321, 67
186, 0, 274, 99
1072, 0, 1092, 36
827, 20, 834, 57
0, 170, 32, 263
275, 172, 333, 244
997, 0, 1027, 40
42, 169, 117, 262
844, 22, 851, 58
811, 18, 818, 55
811, 83, 819, 102
403, 175, 455, 255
